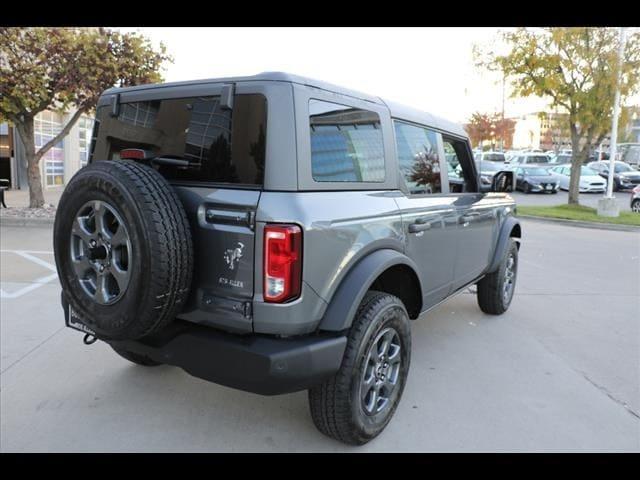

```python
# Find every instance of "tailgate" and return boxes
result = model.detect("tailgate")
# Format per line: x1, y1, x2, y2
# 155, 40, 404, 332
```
172, 186, 259, 333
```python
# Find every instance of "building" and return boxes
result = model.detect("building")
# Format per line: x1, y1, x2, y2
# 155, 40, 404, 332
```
0, 109, 94, 190
511, 106, 639, 153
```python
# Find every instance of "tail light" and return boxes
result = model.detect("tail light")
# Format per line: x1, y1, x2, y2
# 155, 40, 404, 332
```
120, 149, 153, 160
263, 224, 302, 303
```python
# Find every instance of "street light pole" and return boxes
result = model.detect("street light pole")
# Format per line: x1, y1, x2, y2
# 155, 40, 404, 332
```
598, 27, 626, 217
606, 27, 626, 198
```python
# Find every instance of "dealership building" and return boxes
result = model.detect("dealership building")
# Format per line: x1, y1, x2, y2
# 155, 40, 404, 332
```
0, 109, 94, 191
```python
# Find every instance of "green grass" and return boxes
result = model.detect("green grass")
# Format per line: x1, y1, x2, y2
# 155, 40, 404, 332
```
517, 204, 640, 227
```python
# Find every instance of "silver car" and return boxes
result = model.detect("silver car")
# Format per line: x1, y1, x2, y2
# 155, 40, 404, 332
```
549, 164, 607, 192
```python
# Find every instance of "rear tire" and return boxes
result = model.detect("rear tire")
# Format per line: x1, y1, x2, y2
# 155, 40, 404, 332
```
111, 345, 162, 366
477, 238, 518, 315
308, 291, 411, 445
53, 160, 194, 341
632, 199, 640, 213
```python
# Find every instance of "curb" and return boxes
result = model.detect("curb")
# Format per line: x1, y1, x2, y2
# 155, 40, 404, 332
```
518, 215, 640, 232
0, 216, 55, 228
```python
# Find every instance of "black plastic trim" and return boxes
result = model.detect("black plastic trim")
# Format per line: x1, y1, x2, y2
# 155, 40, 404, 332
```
62, 292, 345, 396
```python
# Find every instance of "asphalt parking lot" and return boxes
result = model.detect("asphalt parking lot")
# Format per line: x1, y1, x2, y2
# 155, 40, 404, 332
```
1, 220, 639, 452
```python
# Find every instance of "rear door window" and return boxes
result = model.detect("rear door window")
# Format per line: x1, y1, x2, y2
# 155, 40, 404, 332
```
309, 99, 385, 182
91, 94, 267, 186
393, 120, 442, 194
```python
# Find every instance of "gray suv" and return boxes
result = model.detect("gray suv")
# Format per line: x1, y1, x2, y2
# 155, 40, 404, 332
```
53, 72, 521, 445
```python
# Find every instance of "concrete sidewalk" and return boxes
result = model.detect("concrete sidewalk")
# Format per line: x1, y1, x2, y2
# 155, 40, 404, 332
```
1, 187, 65, 209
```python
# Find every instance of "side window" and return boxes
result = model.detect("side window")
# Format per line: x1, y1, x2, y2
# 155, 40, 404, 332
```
309, 99, 385, 182
443, 137, 475, 193
393, 120, 442, 194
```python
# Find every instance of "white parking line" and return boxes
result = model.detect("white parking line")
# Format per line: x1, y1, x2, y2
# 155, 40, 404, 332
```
0, 250, 58, 299
13, 251, 57, 272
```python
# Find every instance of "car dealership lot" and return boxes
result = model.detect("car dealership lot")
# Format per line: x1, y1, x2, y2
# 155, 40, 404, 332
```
1, 221, 638, 452
510, 189, 634, 212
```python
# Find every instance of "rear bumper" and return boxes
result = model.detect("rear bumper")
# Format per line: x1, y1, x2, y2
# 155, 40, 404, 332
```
62, 297, 346, 396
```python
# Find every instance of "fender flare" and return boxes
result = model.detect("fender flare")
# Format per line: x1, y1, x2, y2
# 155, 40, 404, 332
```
317, 249, 422, 332
486, 216, 521, 273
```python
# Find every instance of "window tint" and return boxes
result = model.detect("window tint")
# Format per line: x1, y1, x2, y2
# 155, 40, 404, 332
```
393, 120, 441, 194
91, 94, 267, 186
309, 99, 385, 182
484, 153, 505, 162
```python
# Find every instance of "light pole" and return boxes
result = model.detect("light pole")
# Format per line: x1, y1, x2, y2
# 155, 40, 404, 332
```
598, 27, 626, 217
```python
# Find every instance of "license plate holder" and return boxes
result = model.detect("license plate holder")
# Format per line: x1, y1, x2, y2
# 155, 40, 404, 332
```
66, 305, 96, 335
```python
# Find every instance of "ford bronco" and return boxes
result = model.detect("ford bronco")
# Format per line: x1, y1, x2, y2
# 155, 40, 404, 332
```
53, 72, 520, 445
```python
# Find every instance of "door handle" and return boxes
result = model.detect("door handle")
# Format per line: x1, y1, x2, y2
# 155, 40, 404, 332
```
460, 213, 480, 224
408, 220, 432, 233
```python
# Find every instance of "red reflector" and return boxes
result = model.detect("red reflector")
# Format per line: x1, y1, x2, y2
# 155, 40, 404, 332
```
120, 149, 147, 160
263, 224, 302, 303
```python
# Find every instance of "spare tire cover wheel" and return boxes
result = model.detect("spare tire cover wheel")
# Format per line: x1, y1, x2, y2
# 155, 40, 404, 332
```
53, 160, 194, 341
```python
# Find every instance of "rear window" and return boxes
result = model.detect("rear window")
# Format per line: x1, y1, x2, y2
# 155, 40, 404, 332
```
90, 94, 267, 186
309, 99, 385, 182
484, 153, 505, 162
530, 155, 550, 164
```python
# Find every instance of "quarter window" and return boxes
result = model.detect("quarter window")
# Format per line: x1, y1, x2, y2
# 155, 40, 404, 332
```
309, 99, 385, 182
393, 120, 442, 194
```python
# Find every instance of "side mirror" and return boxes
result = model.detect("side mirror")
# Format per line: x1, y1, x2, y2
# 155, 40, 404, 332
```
491, 171, 515, 192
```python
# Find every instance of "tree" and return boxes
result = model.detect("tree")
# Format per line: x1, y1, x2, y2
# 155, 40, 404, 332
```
493, 115, 515, 150
464, 112, 493, 148
465, 111, 515, 149
476, 27, 640, 204
0, 28, 171, 207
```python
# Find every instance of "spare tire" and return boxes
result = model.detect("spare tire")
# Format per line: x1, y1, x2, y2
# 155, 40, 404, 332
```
54, 160, 193, 341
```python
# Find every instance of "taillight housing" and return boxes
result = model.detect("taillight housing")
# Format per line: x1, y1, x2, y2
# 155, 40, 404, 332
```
263, 224, 302, 303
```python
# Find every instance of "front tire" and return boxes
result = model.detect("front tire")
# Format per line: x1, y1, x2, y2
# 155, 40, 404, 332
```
632, 199, 640, 213
308, 291, 411, 445
477, 238, 518, 315
523, 182, 531, 194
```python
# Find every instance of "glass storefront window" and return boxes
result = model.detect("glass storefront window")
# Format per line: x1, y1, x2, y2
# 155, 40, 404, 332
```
78, 116, 94, 168
35, 111, 64, 187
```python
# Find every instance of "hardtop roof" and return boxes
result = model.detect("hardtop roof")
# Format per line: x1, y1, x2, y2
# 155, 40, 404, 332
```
103, 71, 467, 138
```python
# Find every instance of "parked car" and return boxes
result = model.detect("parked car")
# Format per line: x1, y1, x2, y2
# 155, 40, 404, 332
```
549, 164, 607, 192
504, 149, 521, 163
550, 153, 572, 165
476, 160, 506, 192
619, 143, 640, 170
514, 166, 559, 194
509, 152, 552, 167
475, 151, 506, 164
52, 72, 520, 446
587, 160, 640, 191
631, 185, 640, 213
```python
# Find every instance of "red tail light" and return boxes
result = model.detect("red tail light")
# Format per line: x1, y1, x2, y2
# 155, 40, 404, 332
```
120, 149, 152, 160
263, 224, 302, 303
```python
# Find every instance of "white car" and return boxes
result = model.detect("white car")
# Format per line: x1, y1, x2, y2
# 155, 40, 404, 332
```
509, 152, 552, 167
549, 164, 607, 192
474, 151, 507, 163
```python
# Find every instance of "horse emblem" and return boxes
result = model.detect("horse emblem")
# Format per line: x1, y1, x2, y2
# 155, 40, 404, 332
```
224, 242, 245, 271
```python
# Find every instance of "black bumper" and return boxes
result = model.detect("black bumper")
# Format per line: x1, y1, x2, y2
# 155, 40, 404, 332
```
62, 297, 347, 396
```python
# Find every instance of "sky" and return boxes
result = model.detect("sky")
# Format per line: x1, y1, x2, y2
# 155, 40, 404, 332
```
115, 27, 636, 124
